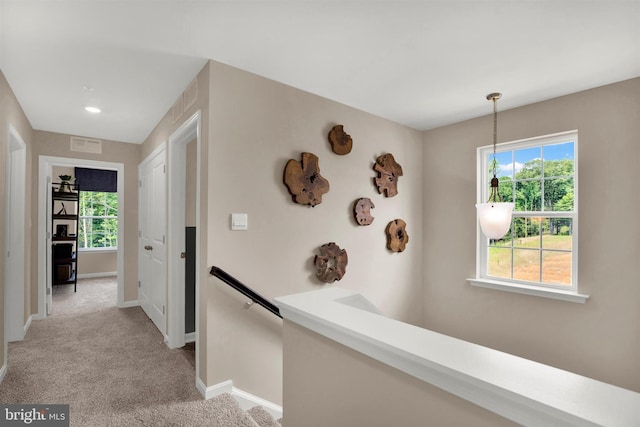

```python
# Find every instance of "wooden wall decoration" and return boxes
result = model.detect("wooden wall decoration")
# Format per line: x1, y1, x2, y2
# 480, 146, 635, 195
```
283, 152, 330, 207
314, 242, 348, 283
373, 153, 403, 197
353, 197, 375, 226
328, 125, 353, 155
386, 219, 409, 252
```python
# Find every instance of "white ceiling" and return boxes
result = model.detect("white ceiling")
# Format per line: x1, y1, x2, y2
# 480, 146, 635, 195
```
1, 1, 638, 144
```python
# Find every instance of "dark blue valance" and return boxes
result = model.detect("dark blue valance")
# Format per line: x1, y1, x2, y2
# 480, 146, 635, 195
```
74, 167, 117, 192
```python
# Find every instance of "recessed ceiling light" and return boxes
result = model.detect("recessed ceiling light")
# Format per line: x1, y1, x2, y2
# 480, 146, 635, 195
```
85, 106, 101, 114
82, 85, 95, 92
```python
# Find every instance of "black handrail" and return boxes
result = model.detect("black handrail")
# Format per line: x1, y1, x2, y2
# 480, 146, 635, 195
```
210, 266, 282, 319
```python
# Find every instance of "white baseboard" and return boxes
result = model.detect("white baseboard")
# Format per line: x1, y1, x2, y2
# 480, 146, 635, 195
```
197, 378, 233, 399
118, 299, 140, 308
232, 387, 283, 420
77, 272, 117, 279
196, 379, 283, 420
185, 332, 196, 343
23, 314, 33, 337
32, 312, 46, 321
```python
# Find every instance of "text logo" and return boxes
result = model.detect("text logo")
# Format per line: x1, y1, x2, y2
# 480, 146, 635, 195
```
1, 405, 69, 426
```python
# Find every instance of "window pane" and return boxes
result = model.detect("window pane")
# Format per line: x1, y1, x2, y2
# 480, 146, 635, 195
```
515, 180, 541, 211
513, 217, 541, 245
542, 250, 572, 285
490, 233, 512, 247
95, 196, 107, 216
78, 218, 91, 249
88, 219, 115, 248
541, 218, 572, 250
106, 193, 118, 216
543, 142, 574, 178
488, 247, 512, 279
486, 151, 514, 203
498, 178, 514, 203
515, 147, 541, 179
104, 219, 118, 247
544, 178, 574, 211
494, 151, 513, 180
78, 191, 118, 249
513, 248, 540, 282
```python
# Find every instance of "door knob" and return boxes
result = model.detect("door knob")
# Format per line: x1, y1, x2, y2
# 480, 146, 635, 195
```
144, 245, 153, 251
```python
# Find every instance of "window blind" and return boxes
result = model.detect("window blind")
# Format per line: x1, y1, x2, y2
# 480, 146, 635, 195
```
74, 167, 117, 192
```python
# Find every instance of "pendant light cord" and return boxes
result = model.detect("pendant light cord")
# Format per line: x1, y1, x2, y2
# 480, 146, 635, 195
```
492, 96, 498, 178
486, 92, 502, 203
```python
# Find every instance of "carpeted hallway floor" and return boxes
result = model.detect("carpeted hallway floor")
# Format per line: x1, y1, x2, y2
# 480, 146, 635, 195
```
0, 277, 279, 426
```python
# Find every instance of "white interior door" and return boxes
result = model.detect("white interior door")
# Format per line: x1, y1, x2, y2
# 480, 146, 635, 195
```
139, 146, 167, 336
5, 131, 26, 341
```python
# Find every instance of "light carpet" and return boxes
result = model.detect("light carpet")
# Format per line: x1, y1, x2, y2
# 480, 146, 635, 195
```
0, 277, 281, 426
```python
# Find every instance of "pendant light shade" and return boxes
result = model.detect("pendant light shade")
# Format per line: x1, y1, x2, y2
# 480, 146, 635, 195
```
476, 202, 514, 239
477, 93, 513, 240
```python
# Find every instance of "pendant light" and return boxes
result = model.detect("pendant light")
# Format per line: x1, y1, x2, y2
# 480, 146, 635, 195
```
476, 93, 514, 240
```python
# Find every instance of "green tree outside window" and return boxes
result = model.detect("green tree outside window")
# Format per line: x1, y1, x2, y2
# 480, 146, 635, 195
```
78, 191, 118, 249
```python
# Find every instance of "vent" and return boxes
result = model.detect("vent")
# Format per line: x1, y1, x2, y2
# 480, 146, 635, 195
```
183, 77, 198, 111
171, 95, 184, 124
171, 77, 198, 124
70, 136, 102, 154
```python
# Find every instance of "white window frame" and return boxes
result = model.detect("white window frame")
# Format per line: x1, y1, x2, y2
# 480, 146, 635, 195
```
78, 191, 118, 251
468, 130, 588, 303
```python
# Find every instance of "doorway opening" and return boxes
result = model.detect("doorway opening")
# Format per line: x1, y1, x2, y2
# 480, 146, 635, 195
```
38, 156, 125, 317
167, 111, 201, 377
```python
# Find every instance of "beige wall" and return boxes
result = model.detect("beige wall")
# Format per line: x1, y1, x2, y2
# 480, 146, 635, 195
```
422, 78, 640, 392
0, 69, 34, 370
282, 320, 515, 427
77, 252, 117, 276
206, 60, 424, 404
32, 130, 141, 304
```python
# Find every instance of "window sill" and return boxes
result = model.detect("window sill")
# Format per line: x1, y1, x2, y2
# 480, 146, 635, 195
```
467, 278, 589, 303
78, 247, 118, 253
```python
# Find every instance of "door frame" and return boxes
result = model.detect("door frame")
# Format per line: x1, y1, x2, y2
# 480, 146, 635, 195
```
37, 156, 125, 317
166, 110, 201, 351
4, 124, 27, 343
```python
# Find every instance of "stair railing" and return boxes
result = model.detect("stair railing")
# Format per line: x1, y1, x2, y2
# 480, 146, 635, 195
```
210, 266, 282, 319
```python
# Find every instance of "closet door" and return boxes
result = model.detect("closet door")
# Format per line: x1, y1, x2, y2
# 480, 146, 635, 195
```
138, 146, 167, 336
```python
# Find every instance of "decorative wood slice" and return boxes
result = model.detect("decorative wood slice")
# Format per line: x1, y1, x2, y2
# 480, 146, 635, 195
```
314, 242, 348, 283
353, 197, 375, 226
373, 153, 403, 197
328, 124, 353, 155
283, 152, 330, 207
386, 219, 409, 252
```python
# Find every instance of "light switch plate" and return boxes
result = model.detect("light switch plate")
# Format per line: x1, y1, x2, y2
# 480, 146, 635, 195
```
231, 213, 248, 230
